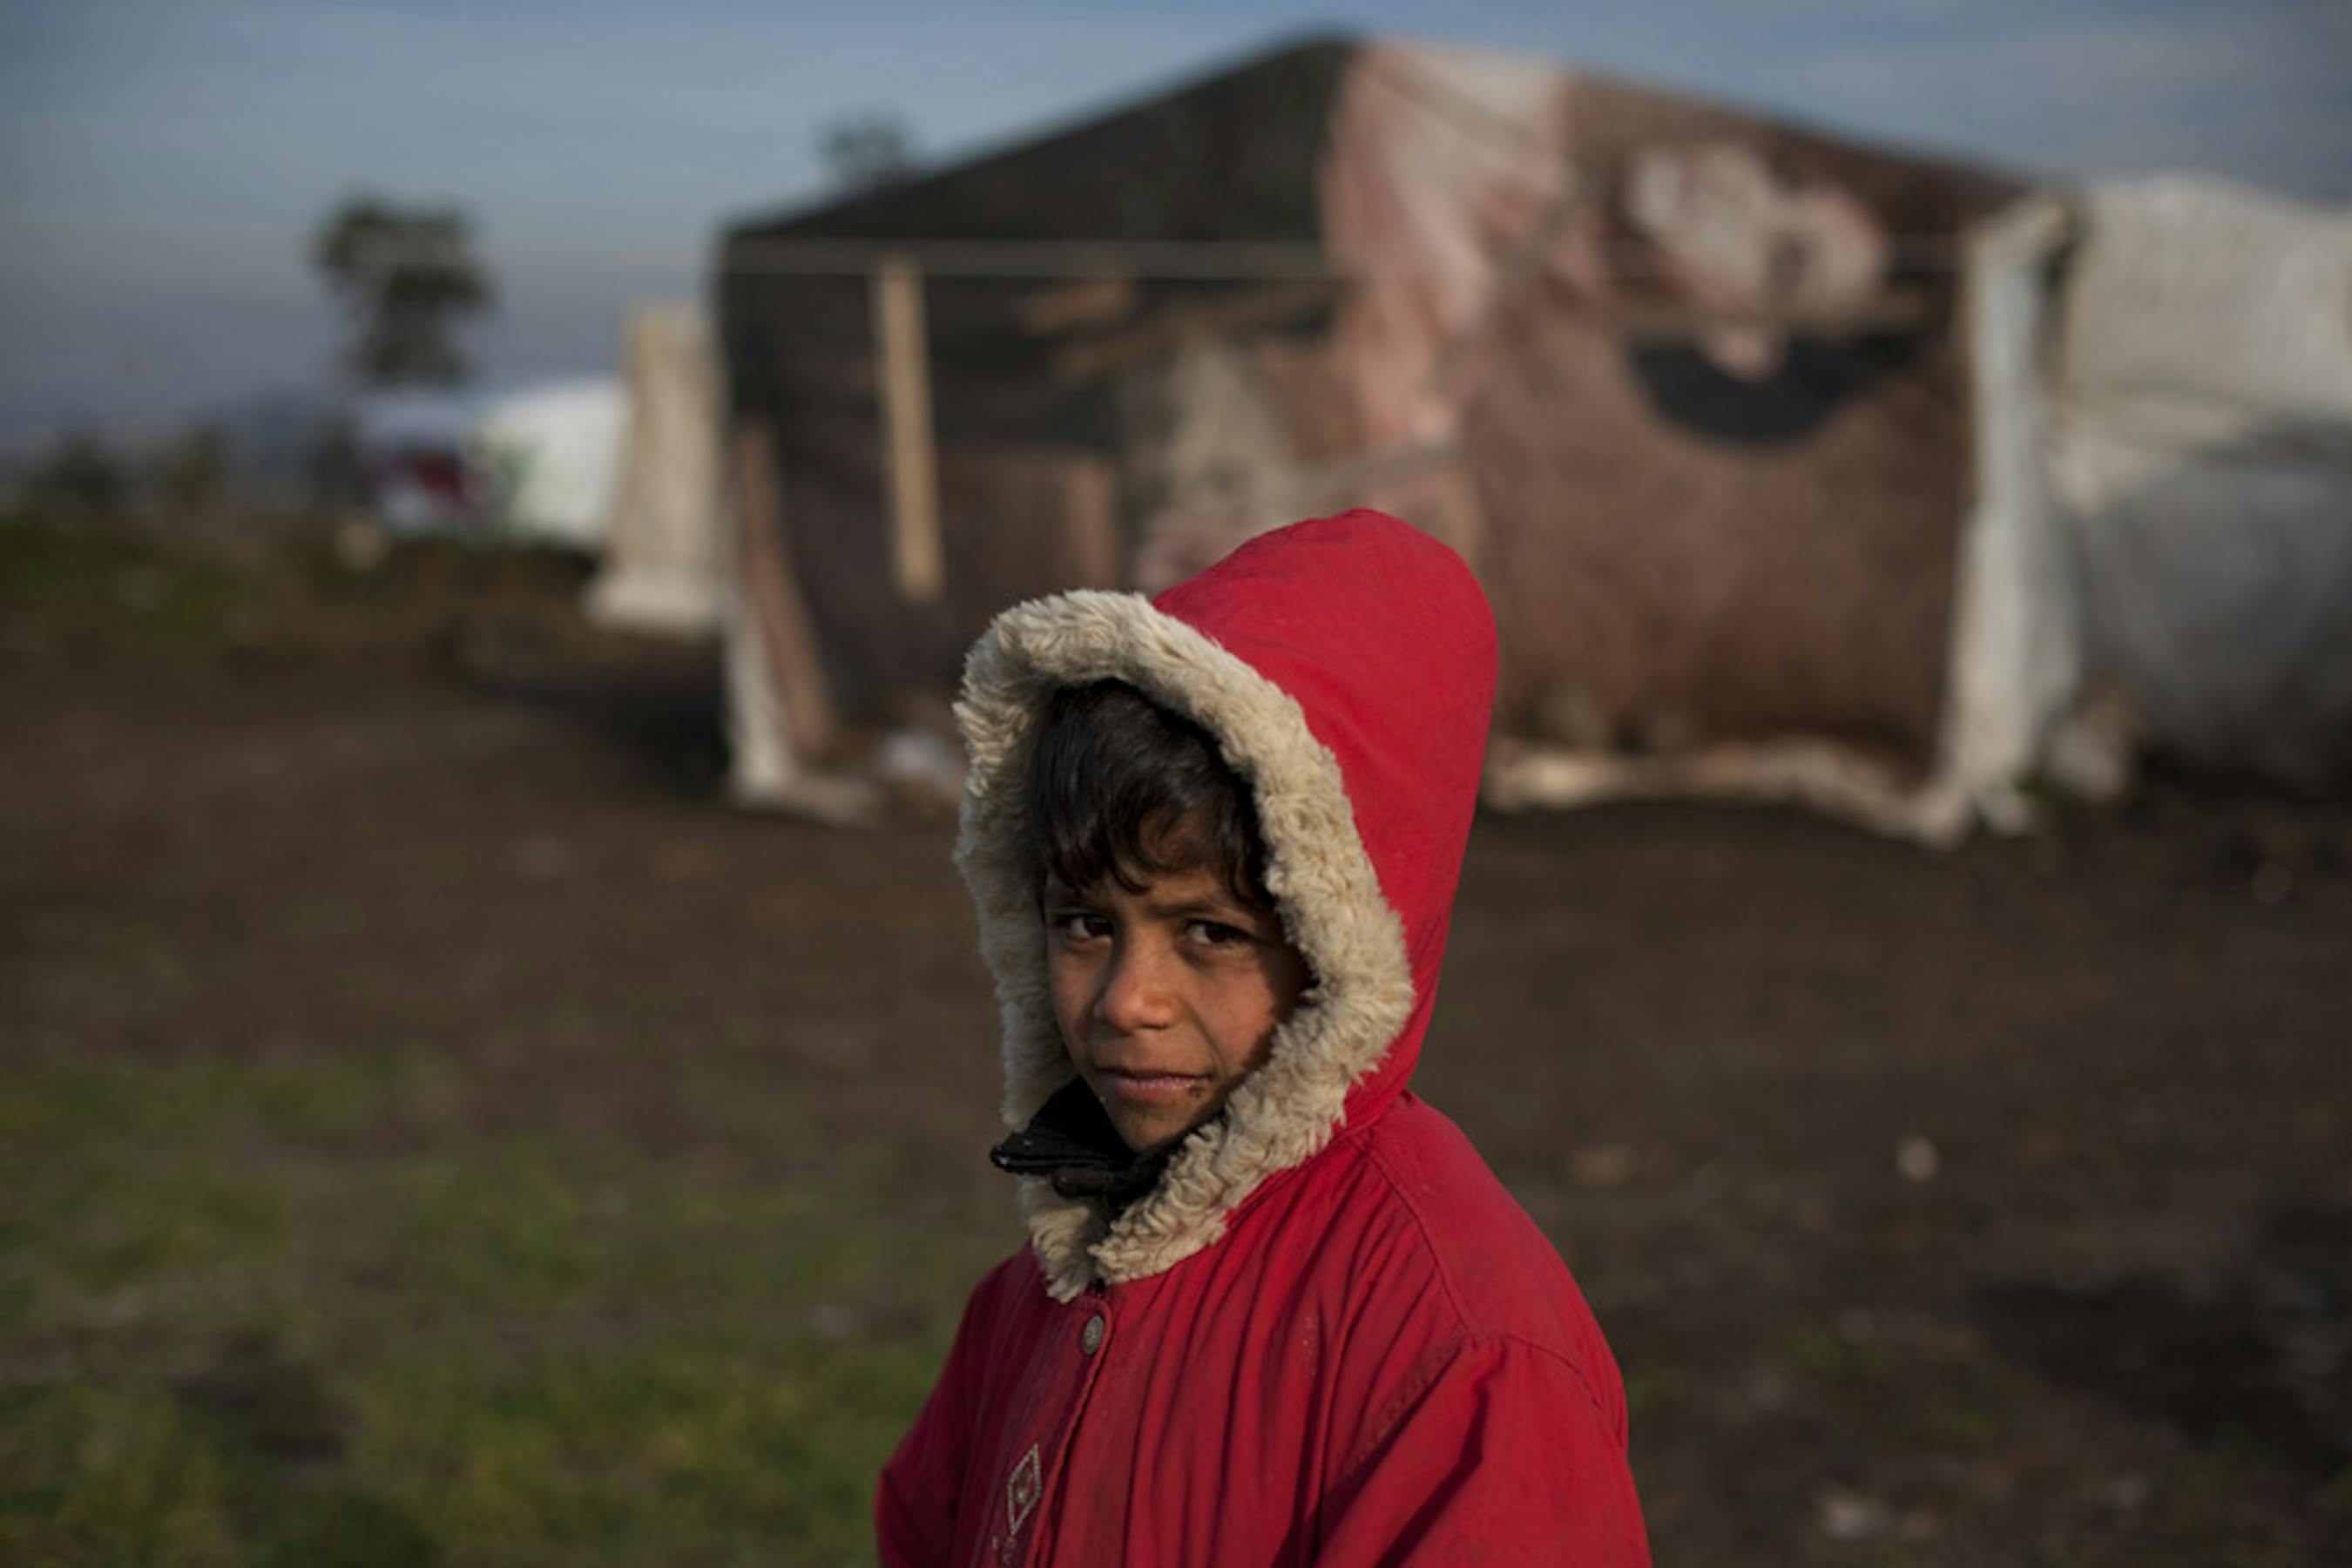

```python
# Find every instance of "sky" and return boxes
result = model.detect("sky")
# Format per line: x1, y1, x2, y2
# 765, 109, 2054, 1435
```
2, 0, 2348, 452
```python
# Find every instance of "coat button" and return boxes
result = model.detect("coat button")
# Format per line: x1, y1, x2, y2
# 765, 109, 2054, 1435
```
1081, 1315, 1105, 1355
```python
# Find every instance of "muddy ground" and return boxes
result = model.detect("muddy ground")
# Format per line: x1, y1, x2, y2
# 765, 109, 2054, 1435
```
3, 526, 2349, 1564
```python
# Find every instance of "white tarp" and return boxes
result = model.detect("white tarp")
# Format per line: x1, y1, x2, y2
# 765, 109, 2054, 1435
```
2058, 178, 2352, 427
473, 379, 626, 549
2051, 177, 2352, 787
585, 306, 725, 634
1930, 193, 2083, 838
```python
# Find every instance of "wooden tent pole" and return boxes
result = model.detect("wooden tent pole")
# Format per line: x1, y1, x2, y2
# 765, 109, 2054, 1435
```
871, 252, 944, 603
732, 418, 838, 758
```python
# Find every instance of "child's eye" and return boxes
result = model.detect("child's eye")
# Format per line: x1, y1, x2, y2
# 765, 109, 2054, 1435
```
1187, 920, 1250, 948
1048, 911, 1110, 943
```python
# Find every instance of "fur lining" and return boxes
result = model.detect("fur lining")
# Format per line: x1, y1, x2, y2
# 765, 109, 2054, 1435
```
956, 591, 1416, 1300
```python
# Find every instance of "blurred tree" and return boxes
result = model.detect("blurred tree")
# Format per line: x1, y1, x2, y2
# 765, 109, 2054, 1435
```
310, 196, 494, 385
819, 111, 916, 191
304, 415, 368, 511
20, 429, 132, 515
156, 422, 230, 510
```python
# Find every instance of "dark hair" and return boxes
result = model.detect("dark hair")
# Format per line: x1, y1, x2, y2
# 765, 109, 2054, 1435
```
1025, 680, 1271, 907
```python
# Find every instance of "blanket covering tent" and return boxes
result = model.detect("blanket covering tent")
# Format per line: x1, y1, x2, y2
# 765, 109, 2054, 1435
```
715, 38, 2017, 824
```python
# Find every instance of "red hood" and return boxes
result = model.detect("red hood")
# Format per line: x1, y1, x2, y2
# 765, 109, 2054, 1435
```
1148, 510, 1496, 1124
956, 510, 1497, 1299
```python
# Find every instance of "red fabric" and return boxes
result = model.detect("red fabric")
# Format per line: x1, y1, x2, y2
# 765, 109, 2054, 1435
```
880, 511, 1649, 1565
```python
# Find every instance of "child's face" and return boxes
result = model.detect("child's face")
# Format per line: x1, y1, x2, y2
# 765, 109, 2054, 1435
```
1042, 858, 1309, 1154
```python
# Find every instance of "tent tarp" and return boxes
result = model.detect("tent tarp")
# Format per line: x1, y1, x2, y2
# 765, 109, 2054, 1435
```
2052, 178, 2352, 788
474, 379, 625, 549
586, 306, 727, 636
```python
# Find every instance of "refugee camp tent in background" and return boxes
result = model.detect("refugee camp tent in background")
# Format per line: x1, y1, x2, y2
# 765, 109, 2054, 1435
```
710, 34, 2350, 837
2047, 179, 2352, 791
472, 378, 626, 550
585, 306, 727, 637
716, 36, 2023, 834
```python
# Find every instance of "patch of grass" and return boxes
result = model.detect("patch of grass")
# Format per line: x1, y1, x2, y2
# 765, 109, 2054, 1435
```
0, 1381, 244, 1567
0, 1055, 438, 1152
1781, 1323, 1890, 1388
394, 1146, 605, 1314
0, 1060, 387, 1338
351, 1328, 943, 1566
0, 518, 257, 657
0, 1051, 987, 1565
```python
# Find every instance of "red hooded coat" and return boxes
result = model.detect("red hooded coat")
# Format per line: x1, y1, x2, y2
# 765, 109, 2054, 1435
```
879, 511, 1649, 1565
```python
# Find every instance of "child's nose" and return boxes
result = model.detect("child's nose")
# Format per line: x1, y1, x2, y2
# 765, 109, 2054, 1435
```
1097, 938, 1179, 1031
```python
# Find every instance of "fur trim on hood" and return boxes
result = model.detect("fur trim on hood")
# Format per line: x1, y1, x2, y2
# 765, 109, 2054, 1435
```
955, 510, 1496, 1300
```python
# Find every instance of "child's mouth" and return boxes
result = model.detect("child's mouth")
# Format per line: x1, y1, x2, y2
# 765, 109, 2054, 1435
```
1100, 1070, 1203, 1104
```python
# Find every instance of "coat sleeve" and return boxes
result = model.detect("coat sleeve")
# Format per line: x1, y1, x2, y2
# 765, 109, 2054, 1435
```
1312, 1335, 1651, 1567
875, 1275, 997, 1566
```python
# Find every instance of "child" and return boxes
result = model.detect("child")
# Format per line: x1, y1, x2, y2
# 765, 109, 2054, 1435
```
877, 510, 1649, 1565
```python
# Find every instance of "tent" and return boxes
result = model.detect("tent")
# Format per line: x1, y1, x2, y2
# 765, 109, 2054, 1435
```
709, 35, 2349, 834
